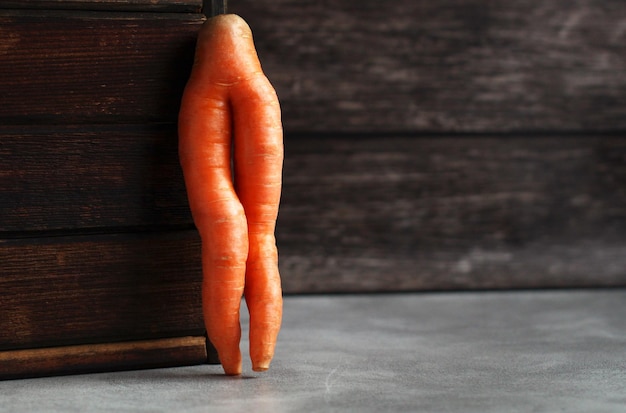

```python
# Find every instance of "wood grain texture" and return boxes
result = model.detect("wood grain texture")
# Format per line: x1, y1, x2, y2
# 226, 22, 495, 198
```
0, 10, 203, 124
0, 231, 203, 350
0, 124, 191, 233
230, 0, 626, 133
277, 134, 626, 292
0, 0, 202, 12
0, 336, 210, 380
2, 132, 624, 295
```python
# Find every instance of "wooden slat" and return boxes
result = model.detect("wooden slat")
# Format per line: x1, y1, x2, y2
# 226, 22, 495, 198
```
0, 336, 210, 380
230, 0, 626, 133
0, 0, 203, 13
3, 2, 624, 132
0, 10, 203, 124
0, 231, 203, 350
3, 133, 625, 295
0, 124, 192, 233
276, 133, 626, 292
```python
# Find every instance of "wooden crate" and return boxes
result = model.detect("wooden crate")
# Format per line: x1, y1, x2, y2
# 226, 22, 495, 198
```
0, 1, 214, 379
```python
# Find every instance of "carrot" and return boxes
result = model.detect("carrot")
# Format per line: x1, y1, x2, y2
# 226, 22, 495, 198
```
178, 14, 283, 375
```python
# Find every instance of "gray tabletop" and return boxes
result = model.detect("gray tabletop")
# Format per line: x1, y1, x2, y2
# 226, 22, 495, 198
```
1, 290, 625, 412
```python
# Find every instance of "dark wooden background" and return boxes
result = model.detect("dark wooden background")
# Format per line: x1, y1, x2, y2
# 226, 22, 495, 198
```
1, 0, 625, 377
231, 0, 626, 292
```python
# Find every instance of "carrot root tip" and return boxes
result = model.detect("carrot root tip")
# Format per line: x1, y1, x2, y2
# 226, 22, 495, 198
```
223, 366, 243, 376
252, 360, 271, 372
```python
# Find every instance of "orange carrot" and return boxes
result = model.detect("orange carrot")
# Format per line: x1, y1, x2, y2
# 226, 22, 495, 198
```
178, 14, 283, 375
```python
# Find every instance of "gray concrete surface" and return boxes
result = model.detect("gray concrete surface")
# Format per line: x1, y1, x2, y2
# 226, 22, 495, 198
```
1, 290, 625, 412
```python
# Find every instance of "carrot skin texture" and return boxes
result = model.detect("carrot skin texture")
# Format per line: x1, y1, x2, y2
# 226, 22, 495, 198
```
232, 72, 283, 372
178, 14, 283, 375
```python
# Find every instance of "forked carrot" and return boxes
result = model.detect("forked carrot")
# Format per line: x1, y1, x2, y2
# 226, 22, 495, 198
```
178, 14, 283, 375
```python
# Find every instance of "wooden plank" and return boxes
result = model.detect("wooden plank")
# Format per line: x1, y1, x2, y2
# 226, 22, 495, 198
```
3, 133, 624, 296
3, 2, 624, 133
0, 336, 211, 380
2, 131, 625, 295
230, 0, 626, 133
0, 124, 192, 233
0, 0, 203, 13
276, 133, 626, 292
0, 231, 203, 350
0, 10, 203, 124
